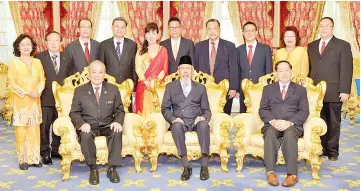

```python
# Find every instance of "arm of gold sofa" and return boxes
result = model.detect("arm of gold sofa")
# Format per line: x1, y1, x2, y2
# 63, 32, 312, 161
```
303, 116, 327, 153
210, 113, 233, 148
53, 116, 77, 158
122, 113, 145, 148
145, 112, 169, 147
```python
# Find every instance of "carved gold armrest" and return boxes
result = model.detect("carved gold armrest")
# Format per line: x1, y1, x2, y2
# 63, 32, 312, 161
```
53, 116, 77, 154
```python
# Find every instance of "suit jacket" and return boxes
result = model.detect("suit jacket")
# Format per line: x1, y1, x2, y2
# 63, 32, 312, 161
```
65, 39, 100, 74
35, 50, 71, 107
259, 82, 309, 132
308, 36, 353, 102
99, 37, 138, 85
69, 81, 125, 130
237, 42, 272, 84
160, 37, 195, 74
161, 80, 211, 130
194, 38, 239, 91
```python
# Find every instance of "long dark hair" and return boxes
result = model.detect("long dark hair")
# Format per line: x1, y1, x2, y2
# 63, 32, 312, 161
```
140, 22, 159, 55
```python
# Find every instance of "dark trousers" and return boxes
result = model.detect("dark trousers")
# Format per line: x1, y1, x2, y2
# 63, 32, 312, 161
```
238, 91, 247, 113
223, 97, 234, 115
78, 128, 122, 167
321, 102, 342, 157
40, 106, 61, 157
262, 125, 303, 175
171, 121, 210, 157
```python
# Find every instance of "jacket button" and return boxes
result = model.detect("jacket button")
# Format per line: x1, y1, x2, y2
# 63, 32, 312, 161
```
182, 110, 184, 112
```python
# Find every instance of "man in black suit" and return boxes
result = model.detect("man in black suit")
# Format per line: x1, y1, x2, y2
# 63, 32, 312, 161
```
259, 60, 309, 187
162, 56, 212, 181
195, 19, 238, 115
70, 60, 124, 185
237, 21, 273, 113
99, 17, 137, 85
308, 17, 353, 161
65, 18, 100, 74
35, 31, 71, 164
160, 17, 195, 74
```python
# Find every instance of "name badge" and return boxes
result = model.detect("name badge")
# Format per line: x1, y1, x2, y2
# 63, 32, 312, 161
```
106, 101, 113, 104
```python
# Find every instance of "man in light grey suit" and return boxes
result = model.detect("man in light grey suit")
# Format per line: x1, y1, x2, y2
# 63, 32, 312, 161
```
259, 60, 309, 187
160, 17, 195, 74
162, 55, 211, 181
65, 18, 100, 74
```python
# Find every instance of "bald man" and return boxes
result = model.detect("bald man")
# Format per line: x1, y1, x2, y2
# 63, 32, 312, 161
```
70, 60, 124, 185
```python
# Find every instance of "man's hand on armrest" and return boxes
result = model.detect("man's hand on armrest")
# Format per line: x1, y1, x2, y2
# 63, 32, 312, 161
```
80, 123, 91, 133
110, 122, 123, 133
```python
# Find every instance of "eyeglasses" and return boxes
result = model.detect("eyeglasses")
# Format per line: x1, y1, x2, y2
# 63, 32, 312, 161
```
244, 29, 256, 33
79, 26, 92, 29
319, 25, 333, 28
169, 27, 181, 30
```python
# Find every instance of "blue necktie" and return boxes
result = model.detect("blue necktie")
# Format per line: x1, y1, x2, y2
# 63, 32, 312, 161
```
116, 41, 122, 60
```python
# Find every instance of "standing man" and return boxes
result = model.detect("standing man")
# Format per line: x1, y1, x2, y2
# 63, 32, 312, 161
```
236, 21, 273, 113
160, 17, 195, 74
195, 19, 238, 115
65, 18, 100, 74
35, 31, 71, 164
308, 17, 353, 161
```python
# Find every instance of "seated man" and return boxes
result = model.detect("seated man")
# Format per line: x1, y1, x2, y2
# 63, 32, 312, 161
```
69, 60, 124, 185
161, 55, 212, 181
259, 60, 309, 187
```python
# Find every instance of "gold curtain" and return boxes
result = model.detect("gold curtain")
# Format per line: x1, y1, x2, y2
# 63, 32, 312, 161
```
9, 2, 23, 35
311, 2, 326, 42
117, 1, 135, 41
90, 2, 103, 40
228, 2, 244, 46
201, 2, 214, 41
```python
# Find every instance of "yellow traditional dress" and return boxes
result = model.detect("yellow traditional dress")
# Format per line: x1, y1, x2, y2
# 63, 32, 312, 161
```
274, 46, 309, 77
7, 57, 45, 164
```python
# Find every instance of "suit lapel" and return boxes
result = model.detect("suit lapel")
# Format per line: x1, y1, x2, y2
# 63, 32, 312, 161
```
241, 45, 249, 68
86, 82, 99, 106
165, 39, 175, 62
320, 36, 335, 58
75, 40, 88, 65
90, 39, 97, 61
214, 39, 223, 71
204, 40, 210, 73
314, 39, 322, 58
119, 38, 130, 64
176, 37, 186, 62
275, 83, 283, 102
176, 80, 187, 101
182, 81, 198, 109
251, 43, 262, 66
98, 82, 108, 106
58, 52, 67, 76
108, 37, 119, 61
44, 51, 57, 76
283, 82, 296, 101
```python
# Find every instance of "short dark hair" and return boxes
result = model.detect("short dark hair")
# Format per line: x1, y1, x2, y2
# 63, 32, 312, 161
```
206, 19, 220, 28
13, 34, 37, 57
112, 17, 128, 26
243, 21, 258, 31
274, 60, 292, 71
78, 18, 92, 28
320, 17, 334, 26
45, 31, 63, 42
168, 17, 181, 25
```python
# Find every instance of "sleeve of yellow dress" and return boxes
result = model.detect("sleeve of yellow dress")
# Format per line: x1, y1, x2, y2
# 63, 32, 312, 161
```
7, 60, 27, 98
36, 61, 46, 95
300, 47, 309, 76
135, 52, 146, 81
273, 50, 280, 72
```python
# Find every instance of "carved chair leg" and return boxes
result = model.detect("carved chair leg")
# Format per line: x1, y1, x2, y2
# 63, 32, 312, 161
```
235, 150, 245, 172
220, 148, 229, 172
60, 158, 72, 181
149, 151, 159, 172
133, 150, 143, 173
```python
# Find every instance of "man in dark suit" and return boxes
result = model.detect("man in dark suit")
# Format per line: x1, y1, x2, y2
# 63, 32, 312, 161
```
259, 60, 309, 187
308, 17, 353, 161
194, 19, 238, 115
160, 17, 195, 74
65, 18, 100, 74
237, 21, 273, 113
35, 31, 71, 164
162, 56, 212, 181
70, 60, 124, 185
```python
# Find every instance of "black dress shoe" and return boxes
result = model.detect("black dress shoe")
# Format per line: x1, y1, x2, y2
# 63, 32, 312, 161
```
181, 167, 192, 181
51, 152, 62, 159
33, 162, 43, 167
19, 163, 28, 170
42, 156, 53, 165
107, 167, 120, 183
200, 166, 209, 180
329, 156, 338, 161
89, 170, 99, 185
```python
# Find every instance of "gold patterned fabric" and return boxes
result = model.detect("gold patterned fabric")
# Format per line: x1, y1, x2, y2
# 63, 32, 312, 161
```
14, 126, 41, 164
273, 46, 309, 77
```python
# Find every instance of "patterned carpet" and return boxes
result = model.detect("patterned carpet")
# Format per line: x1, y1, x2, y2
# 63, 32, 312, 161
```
0, 116, 359, 191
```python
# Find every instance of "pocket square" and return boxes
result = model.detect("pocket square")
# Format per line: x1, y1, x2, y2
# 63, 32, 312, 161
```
106, 101, 113, 104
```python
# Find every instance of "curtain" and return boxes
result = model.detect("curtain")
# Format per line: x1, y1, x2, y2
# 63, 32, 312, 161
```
350, 1, 360, 48
228, 2, 244, 46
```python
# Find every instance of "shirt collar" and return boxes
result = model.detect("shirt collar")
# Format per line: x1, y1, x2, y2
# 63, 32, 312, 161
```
320, 36, 333, 44
210, 38, 220, 46
79, 38, 90, 45
246, 40, 257, 48
48, 51, 60, 58
279, 81, 290, 88
91, 82, 102, 89
114, 37, 124, 44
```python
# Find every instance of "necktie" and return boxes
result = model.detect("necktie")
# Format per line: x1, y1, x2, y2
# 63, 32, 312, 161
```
320, 41, 326, 55
182, 83, 189, 97
116, 41, 122, 60
173, 41, 178, 60
281, 85, 287, 100
84, 42, 90, 63
51, 54, 59, 74
248, 45, 253, 65
95, 87, 100, 104
210, 41, 216, 76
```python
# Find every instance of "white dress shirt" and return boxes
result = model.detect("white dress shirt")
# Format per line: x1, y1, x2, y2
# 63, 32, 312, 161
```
91, 83, 102, 96
79, 39, 91, 53
180, 79, 191, 97
171, 37, 181, 53
246, 40, 257, 56
319, 36, 333, 53
279, 81, 290, 92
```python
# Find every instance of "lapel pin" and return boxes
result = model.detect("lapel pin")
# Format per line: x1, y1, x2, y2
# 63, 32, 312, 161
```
104, 91, 107, 94
88, 91, 91, 95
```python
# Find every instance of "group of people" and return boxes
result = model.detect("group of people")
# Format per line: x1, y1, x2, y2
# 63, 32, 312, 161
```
7, 15, 352, 187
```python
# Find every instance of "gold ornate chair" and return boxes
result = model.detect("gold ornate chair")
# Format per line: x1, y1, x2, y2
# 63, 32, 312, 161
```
343, 58, 360, 125
144, 71, 233, 172
233, 74, 327, 180
0, 62, 11, 124
52, 67, 144, 181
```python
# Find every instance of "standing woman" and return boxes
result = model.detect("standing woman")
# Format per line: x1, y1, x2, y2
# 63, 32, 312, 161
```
135, 22, 168, 117
7, 34, 45, 170
274, 26, 309, 77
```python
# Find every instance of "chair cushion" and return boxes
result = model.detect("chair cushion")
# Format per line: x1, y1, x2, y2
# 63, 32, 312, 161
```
75, 135, 129, 151
249, 133, 305, 152
163, 131, 216, 146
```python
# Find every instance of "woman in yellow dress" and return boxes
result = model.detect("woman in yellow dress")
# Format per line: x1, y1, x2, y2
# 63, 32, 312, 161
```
7, 34, 45, 170
135, 22, 168, 118
274, 26, 309, 77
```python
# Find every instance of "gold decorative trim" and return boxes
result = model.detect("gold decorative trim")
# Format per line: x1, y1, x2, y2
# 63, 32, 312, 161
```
90, 2, 103, 40
234, 121, 246, 172
9, 2, 23, 36
58, 126, 72, 181
219, 120, 231, 172
117, 2, 135, 41
309, 125, 323, 180
311, 2, 325, 42
133, 120, 145, 172
227, 2, 244, 46
201, 2, 215, 41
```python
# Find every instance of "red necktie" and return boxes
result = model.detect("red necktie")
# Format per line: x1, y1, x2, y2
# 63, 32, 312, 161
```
320, 41, 326, 55
84, 42, 90, 63
210, 42, 216, 76
248, 45, 253, 65
281, 85, 286, 100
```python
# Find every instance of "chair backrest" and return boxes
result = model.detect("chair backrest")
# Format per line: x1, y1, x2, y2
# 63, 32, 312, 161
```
242, 73, 326, 118
52, 66, 134, 117
0, 62, 8, 100
150, 71, 229, 114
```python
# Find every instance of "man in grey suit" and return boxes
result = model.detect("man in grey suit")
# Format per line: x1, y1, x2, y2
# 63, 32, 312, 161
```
308, 17, 353, 161
99, 17, 137, 85
237, 21, 273, 113
195, 19, 238, 115
162, 56, 212, 181
65, 18, 100, 74
70, 60, 124, 185
259, 60, 309, 187
160, 17, 195, 74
